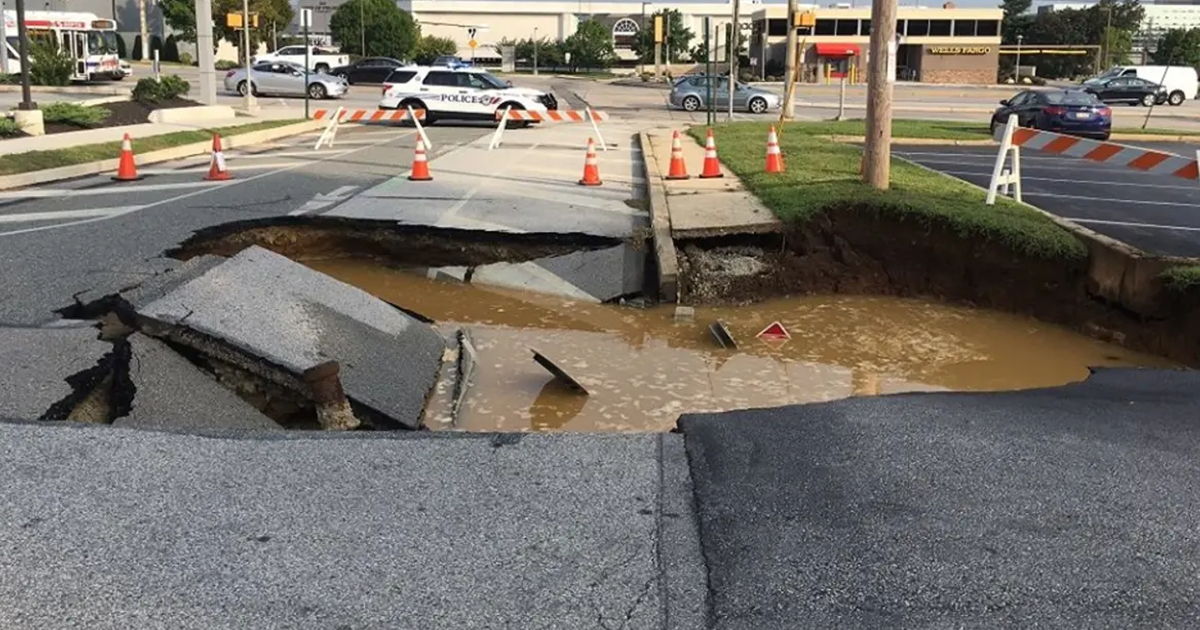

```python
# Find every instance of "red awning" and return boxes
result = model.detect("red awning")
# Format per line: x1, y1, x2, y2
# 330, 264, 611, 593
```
814, 43, 861, 57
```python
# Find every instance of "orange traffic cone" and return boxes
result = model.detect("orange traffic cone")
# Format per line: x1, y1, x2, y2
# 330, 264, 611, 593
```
112, 133, 141, 182
699, 128, 723, 179
204, 132, 232, 181
579, 137, 602, 186
666, 130, 690, 180
408, 138, 432, 181
765, 126, 784, 174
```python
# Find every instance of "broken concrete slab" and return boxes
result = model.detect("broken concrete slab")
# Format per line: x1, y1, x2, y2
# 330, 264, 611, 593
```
114, 334, 282, 433
532, 349, 589, 395
426, 266, 469, 283
135, 246, 446, 430
471, 244, 644, 303
709, 320, 738, 349
121, 255, 227, 309
0, 326, 118, 421
452, 329, 477, 423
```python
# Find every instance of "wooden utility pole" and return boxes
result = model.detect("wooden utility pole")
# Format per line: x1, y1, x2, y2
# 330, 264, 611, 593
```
782, 0, 798, 119
728, 0, 740, 121
863, 0, 897, 189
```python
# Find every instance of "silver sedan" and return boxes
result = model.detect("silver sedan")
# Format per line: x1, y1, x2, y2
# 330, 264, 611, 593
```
222, 61, 348, 99
669, 76, 781, 114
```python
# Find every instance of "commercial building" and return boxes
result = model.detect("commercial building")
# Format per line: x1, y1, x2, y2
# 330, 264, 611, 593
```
393, 0, 1002, 84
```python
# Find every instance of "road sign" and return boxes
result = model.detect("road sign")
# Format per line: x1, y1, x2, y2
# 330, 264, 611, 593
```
756, 321, 790, 340
468, 27, 477, 38
300, 8, 312, 28
468, 39, 478, 49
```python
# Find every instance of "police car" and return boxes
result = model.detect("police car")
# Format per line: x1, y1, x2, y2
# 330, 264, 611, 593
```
378, 66, 558, 126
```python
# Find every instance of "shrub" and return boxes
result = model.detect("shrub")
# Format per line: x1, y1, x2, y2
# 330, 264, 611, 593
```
29, 39, 73, 86
0, 116, 22, 137
41, 101, 110, 128
150, 34, 164, 58
0, 73, 15, 84
116, 33, 127, 59
132, 35, 142, 61
215, 59, 239, 70
765, 58, 784, 79
161, 35, 180, 63
179, 51, 193, 65
131, 74, 190, 103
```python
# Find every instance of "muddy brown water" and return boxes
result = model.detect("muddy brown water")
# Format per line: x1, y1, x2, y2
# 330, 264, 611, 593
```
308, 258, 1177, 433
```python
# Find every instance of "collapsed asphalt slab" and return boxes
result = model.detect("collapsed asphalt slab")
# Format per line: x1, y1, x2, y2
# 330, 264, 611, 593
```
0, 427, 706, 629
131, 246, 446, 430
678, 367, 1200, 629
468, 244, 645, 302
0, 325, 119, 421
115, 334, 282, 432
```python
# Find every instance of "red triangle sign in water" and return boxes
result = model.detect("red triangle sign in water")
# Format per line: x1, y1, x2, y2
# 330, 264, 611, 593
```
756, 321, 790, 340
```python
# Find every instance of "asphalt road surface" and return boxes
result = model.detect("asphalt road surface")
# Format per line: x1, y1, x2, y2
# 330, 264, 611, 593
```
0, 123, 490, 325
896, 141, 1200, 258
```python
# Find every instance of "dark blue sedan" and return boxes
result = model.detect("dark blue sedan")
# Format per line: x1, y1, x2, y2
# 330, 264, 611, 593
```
990, 89, 1112, 141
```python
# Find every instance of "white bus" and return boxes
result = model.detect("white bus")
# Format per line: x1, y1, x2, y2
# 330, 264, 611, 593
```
2, 10, 121, 81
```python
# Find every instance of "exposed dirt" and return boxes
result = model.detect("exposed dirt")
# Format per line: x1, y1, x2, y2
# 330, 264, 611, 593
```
43, 98, 201, 135
170, 217, 637, 268
677, 207, 1200, 368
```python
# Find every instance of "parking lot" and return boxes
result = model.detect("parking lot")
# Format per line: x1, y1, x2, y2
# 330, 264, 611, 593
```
896, 141, 1200, 258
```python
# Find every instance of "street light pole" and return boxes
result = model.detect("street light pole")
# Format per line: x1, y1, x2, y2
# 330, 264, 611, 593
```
728, 0, 740, 121
1015, 34, 1023, 83
242, 0, 257, 111
533, 26, 539, 75
783, 0, 798, 119
1103, 7, 1113, 69
359, 0, 366, 57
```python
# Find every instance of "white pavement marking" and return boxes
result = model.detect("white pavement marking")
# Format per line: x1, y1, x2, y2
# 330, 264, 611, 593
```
288, 185, 361, 216
936, 169, 1200, 192
1026, 191, 1200, 208
0, 181, 232, 199
0, 131, 414, 238
1066, 217, 1200, 232
0, 207, 136, 224
140, 162, 300, 175
231, 150, 354, 159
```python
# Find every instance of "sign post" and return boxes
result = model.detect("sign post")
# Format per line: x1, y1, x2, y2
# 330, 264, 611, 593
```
468, 27, 477, 63
653, 13, 663, 80
302, 8, 312, 119
704, 16, 713, 127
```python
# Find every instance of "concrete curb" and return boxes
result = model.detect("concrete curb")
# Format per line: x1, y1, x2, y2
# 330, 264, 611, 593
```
639, 131, 679, 303
900, 155, 1200, 319
825, 133, 1200, 146
0, 84, 126, 95
0, 119, 323, 191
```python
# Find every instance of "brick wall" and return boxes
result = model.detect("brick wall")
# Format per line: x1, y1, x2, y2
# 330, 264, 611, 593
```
921, 67, 996, 84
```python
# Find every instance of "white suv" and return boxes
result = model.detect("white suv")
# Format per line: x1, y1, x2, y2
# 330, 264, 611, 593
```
378, 66, 559, 125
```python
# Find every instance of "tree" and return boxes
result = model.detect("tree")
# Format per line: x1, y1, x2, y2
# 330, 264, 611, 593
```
632, 9, 693, 63
1000, 0, 1034, 44
493, 36, 565, 67
565, 19, 617, 70
330, 0, 418, 59
160, 0, 292, 57
1152, 27, 1200, 66
413, 35, 457, 65
1019, 0, 1144, 79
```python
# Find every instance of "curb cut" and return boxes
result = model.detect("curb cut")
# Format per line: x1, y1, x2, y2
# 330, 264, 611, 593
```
0, 119, 323, 191
639, 131, 679, 303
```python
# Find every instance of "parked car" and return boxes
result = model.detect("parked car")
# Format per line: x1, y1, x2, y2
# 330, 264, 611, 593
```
223, 61, 348, 99
1081, 76, 1167, 106
1088, 65, 1198, 106
329, 57, 408, 84
991, 89, 1111, 140
251, 45, 349, 74
669, 75, 780, 114
378, 65, 556, 125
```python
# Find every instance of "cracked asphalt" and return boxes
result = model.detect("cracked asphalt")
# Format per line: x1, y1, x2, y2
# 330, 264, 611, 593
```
3, 89, 1200, 627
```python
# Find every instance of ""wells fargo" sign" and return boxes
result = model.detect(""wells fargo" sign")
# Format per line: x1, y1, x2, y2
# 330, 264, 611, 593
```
928, 46, 992, 55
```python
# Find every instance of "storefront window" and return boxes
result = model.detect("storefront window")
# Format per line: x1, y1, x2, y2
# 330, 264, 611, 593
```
835, 19, 858, 36
906, 20, 929, 36
976, 20, 999, 36
815, 19, 836, 36
929, 20, 951, 36
767, 18, 788, 36
862, 19, 871, 36
953, 20, 976, 36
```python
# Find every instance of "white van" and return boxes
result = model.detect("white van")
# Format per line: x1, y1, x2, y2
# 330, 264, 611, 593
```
1091, 65, 1198, 106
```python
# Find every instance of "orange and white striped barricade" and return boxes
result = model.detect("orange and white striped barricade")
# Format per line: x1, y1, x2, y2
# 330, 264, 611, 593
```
987, 112, 1200, 205
487, 107, 610, 151
312, 106, 430, 151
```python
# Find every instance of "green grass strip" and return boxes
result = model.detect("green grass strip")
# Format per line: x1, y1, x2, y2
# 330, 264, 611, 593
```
0, 119, 305, 176
690, 122, 1087, 260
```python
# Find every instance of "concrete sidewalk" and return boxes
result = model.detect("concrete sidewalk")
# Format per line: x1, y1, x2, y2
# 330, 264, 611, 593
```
644, 128, 780, 238
322, 120, 649, 238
